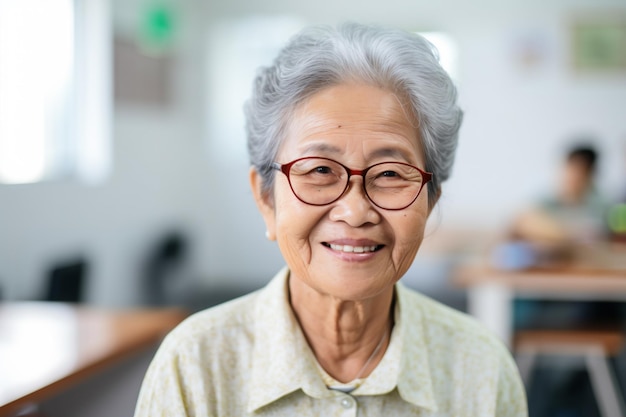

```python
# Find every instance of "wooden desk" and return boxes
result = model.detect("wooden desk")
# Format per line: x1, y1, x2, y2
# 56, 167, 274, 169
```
0, 303, 187, 416
454, 244, 626, 346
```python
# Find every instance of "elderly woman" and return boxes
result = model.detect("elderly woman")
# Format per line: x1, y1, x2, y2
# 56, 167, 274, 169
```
135, 23, 527, 416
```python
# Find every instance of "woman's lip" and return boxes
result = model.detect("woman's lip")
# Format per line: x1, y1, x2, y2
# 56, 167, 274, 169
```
324, 238, 382, 246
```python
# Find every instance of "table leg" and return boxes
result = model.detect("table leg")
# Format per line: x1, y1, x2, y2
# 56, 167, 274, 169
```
467, 283, 513, 347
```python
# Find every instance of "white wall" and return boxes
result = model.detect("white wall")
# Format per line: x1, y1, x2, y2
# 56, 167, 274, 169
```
1, 0, 624, 306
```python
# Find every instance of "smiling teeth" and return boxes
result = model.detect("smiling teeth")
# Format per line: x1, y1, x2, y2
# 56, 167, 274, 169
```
329, 244, 378, 253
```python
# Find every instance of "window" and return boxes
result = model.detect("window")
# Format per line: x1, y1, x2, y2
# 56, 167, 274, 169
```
0, 0, 111, 185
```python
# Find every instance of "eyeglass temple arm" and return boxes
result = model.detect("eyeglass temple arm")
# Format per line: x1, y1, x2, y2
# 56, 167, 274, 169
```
270, 162, 290, 175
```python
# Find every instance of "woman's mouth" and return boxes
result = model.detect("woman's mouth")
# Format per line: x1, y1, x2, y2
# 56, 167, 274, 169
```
322, 243, 384, 253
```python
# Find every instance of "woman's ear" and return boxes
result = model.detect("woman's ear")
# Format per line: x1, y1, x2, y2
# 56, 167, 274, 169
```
249, 167, 277, 241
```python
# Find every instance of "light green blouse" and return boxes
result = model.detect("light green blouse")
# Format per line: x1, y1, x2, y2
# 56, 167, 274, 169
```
134, 267, 527, 416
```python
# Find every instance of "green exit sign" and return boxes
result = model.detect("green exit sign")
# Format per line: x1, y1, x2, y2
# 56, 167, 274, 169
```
139, 3, 176, 53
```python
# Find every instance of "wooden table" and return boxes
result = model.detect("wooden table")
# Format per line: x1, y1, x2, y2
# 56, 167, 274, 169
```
0, 303, 187, 416
454, 243, 626, 347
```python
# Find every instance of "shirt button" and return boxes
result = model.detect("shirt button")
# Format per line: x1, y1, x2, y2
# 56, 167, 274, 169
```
340, 397, 355, 409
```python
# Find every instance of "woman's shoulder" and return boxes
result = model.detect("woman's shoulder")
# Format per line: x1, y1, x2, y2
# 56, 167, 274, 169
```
157, 269, 290, 356
398, 284, 507, 353
160, 289, 263, 353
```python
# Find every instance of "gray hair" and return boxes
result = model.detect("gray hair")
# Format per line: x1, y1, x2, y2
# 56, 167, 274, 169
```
245, 22, 462, 207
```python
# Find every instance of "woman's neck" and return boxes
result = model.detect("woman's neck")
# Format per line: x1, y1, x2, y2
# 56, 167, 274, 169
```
288, 275, 394, 383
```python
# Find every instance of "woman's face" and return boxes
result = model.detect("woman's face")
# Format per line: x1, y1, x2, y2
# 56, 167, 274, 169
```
251, 83, 436, 301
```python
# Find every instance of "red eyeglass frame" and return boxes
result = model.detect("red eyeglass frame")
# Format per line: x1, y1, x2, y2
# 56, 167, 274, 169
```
271, 156, 433, 210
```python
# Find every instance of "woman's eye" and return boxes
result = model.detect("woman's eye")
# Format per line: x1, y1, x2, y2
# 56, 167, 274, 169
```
376, 170, 403, 180
313, 166, 332, 174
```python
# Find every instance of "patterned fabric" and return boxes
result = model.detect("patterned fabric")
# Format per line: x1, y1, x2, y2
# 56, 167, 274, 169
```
134, 267, 527, 416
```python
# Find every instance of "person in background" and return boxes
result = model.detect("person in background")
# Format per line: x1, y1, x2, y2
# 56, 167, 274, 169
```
506, 143, 614, 325
512, 144, 609, 252
134, 22, 527, 416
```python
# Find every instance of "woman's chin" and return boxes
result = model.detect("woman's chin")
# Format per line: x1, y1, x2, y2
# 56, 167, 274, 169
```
297, 269, 397, 302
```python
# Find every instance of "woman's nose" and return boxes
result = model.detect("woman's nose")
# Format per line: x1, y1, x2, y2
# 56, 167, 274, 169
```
328, 178, 381, 226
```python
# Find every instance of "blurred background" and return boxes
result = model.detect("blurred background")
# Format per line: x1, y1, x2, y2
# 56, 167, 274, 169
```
1, 0, 625, 416
1, 0, 624, 309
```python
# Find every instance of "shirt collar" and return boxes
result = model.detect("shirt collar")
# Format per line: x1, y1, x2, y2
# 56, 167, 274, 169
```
247, 269, 438, 413
247, 267, 333, 413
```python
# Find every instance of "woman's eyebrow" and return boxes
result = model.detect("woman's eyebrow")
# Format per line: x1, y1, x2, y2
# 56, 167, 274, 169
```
300, 143, 342, 155
369, 147, 414, 163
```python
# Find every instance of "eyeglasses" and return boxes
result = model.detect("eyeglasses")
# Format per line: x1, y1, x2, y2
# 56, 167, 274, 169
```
271, 157, 432, 210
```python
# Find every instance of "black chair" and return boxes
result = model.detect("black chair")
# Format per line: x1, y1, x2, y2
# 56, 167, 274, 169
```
143, 232, 187, 306
44, 258, 88, 303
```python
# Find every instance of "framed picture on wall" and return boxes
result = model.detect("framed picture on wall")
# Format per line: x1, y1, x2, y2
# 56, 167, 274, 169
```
571, 15, 626, 72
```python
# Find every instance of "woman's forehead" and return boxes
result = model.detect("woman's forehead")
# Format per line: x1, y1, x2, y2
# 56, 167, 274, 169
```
280, 83, 423, 162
